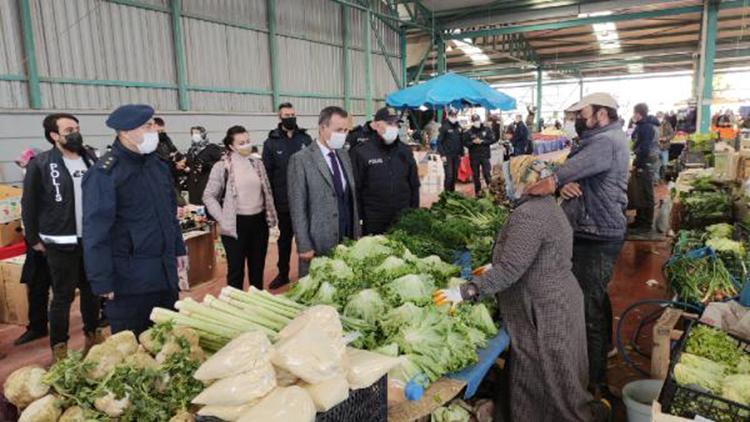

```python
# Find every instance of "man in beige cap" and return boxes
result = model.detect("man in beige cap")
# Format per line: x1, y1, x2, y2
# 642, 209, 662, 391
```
527, 92, 629, 395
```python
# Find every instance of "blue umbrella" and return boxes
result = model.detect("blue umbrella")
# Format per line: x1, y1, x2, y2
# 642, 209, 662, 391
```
386, 73, 516, 111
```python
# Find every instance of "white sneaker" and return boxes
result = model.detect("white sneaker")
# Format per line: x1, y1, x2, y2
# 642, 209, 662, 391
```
607, 347, 618, 359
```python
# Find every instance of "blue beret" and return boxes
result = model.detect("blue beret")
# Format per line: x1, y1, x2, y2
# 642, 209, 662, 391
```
106, 104, 155, 131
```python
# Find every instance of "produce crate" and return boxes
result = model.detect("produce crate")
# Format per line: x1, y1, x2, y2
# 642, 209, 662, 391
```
194, 376, 387, 422
657, 320, 750, 421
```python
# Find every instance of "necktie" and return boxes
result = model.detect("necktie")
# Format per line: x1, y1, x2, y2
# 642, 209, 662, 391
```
328, 152, 345, 197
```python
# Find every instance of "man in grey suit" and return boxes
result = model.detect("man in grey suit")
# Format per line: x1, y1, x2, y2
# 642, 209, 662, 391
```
288, 106, 361, 276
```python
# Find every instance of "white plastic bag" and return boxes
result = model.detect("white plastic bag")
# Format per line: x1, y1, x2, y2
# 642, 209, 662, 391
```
237, 386, 316, 422
346, 347, 402, 390
301, 375, 349, 412
272, 324, 345, 384
194, 331, 271, 381
278, 305, 344, 346
275, 367, 300, 387
192, 362, 276, 406
197, 402, 258, 421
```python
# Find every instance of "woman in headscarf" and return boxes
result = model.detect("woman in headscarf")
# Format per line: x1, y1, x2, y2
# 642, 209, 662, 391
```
435, 155, 607, 422
185, 126, 223, 205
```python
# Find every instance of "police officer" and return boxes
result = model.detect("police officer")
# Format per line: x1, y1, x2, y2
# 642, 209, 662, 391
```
83, 104, 188, 335
351, 107, 420, 235
21, 114, 102, 360
437, 108, 465, 192
262, 102, 312, 289
345, 115, 378, 150
464, 114, 497, 196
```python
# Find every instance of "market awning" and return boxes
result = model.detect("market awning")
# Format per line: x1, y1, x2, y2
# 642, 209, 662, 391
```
385, 73, 517, 111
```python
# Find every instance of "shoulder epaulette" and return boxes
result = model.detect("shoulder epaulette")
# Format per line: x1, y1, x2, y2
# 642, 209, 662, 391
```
97, 152, 117, 173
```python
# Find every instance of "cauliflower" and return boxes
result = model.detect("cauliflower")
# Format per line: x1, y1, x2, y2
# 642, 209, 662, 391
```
84, 343, 125, 380
139, 328, 160, 354
124, 349, 159, 370
3, 366, 49, 409
59, 406, 86, 422
169, 409, 195, 421
94, 391, 131, 417
18, 395, 61, 422
156, 326, 205, 364
105, 331, 138, 357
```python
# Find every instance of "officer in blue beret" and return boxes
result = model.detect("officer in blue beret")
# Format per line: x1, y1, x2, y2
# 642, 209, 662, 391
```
82, 104, 188, 335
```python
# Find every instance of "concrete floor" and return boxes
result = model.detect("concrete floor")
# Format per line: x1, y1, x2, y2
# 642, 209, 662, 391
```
0, 179, 673, 422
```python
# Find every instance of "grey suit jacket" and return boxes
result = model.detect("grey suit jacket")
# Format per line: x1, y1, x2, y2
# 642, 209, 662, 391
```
287, 142, 361, 255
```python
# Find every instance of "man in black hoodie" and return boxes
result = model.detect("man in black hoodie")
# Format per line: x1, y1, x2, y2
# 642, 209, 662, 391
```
262, 102, 312, 288
22, 113, 101, 361
630, 103, 660, 231
437, 109, 464, 192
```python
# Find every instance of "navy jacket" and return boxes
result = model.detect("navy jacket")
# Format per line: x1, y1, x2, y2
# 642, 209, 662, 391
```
82, 140, 186, 296
262, 125, 312, 213
556, 122, 630, 241
463, 124, 497, 160
346, 121, 378, 150
511, 121, 530, 155
631, 115, 660, 168
437, 121, 465, 157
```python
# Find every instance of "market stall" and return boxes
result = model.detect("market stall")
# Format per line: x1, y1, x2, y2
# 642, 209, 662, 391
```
531, 133, 567, 155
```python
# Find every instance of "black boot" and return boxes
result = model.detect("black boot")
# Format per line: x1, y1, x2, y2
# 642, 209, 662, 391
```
14, 328, 48, 346
269, 275, 290, 290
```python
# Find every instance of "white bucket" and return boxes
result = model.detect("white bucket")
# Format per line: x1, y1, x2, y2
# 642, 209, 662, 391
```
622, 380, 664, 422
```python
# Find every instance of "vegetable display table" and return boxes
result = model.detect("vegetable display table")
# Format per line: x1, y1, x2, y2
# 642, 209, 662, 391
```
183, 226, 217, 288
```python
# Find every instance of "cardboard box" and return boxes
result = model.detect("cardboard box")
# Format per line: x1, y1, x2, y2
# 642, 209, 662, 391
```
0, 256, 28, 325
0, 219, 23, 247
0, 185, 22, 224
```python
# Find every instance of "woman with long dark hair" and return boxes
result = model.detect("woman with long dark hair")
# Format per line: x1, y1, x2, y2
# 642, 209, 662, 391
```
203, 126, 277, 290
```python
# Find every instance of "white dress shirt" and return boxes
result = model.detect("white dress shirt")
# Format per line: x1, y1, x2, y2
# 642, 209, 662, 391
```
317, 141, 348, 191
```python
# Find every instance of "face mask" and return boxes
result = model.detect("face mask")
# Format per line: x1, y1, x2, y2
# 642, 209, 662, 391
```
191, 133, 203, 143
235, 143, 252, 157
563, 121, 578, 139
448, 117, 458, 124
281, 117, 297, 130
383, 126, 399, 144
328, 132, 347, 149
574, 117, 588, 137
61, 132, 83, 153
137, 131, 159, 155
472, 121, 481, 128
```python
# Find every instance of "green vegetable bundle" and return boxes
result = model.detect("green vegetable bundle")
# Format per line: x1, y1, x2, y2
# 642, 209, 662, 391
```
679, 180, 732, 229
665, 254, 738, 303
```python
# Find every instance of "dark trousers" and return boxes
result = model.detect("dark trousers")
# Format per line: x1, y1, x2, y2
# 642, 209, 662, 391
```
276, 211, 294, 281
222, 213, 269, 290
633, 166, 655, 228
571, 238, 623, 386
22, 249, 51, 333
107, 289, 178, 336
443, 155, 461, 192
46, 245, 100, 346
363, 217, 395, 236
470, 156, 492, 194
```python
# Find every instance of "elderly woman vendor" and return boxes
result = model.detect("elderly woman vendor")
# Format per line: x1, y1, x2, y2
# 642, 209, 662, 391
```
434, 156, 607, 422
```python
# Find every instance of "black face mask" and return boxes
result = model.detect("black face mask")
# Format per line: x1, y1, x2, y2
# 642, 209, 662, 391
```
281, 117, 297, 130
61, 132, 83, 153
574, 117, 588, 137
158, 132, 168, 141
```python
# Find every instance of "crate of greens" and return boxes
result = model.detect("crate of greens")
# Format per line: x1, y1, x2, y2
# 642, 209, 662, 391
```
658, 321, 750, 421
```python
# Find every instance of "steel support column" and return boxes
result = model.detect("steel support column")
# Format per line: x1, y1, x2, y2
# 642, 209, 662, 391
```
19, 0, 41, 109
170, 0, 190, 110
400, 28, 407, 88
578, 76, 584, 100
437, 37, 446, 74
697, 0, 719, 133
267, 0, 280, 110
364, 8, 374, 119
535, 67, 542, 130
342, 5, 351, 111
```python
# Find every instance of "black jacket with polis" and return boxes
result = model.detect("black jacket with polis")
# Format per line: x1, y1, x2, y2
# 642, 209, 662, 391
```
262, 124, 313, 213
346, 121, 379, 150
437, 120, 465, 157
22, 145, 97, 249
463, 124, 497, 160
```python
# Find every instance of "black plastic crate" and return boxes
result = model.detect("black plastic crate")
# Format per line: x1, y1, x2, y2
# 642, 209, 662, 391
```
658, 320, 750, 422
194, 376, 387, 422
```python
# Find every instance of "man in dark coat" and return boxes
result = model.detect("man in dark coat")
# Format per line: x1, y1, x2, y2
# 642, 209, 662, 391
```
262, 102, 312, 289
185, 126, 222, 205
345, 119, 379, 150
350, 107, 420, 235
154, 117, 178, 163
464, 114, 497, 196
83, 104, 188, 335
22, 113, 101, 360
511, 114, 530, 156
437, 109, 464, 192
630, 103, 660, 231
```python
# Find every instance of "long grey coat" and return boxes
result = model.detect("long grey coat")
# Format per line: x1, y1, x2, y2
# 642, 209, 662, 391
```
287, 142, 361, 274
464, 196, 594, 422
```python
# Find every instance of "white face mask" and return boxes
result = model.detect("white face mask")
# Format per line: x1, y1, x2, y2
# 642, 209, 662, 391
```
472, 121, 481, 128
563, 120, 578, 139
235, 143, 252, 156
138, 131, 159, 155
328, 132, 347, 149
191, 133, 202, 143
383, 126, 399, 144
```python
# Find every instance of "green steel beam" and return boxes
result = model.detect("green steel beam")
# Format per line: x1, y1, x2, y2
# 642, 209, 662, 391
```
411, 41, 433, 83
190, 85, 271, 95
342, 5, 352, 111
43, 77, 177, 90
106, 0, 169, 12
444, 3, 744, 40
0, 74, 26, 82
535, 67, 542, 129
328, 0, 432, 31
267, 0, 280, 110
170, 0, 190, 110
699, 0, 719, 133
19, 0, 41, 109
370, 13, 401, 87
436, 37, 446, 74
364, 8, 374, 119
400, 29, 407, 88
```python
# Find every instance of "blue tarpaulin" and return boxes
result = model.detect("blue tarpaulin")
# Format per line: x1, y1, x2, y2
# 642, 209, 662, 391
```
448, 329, 511, 399
386, 73, 517, 111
